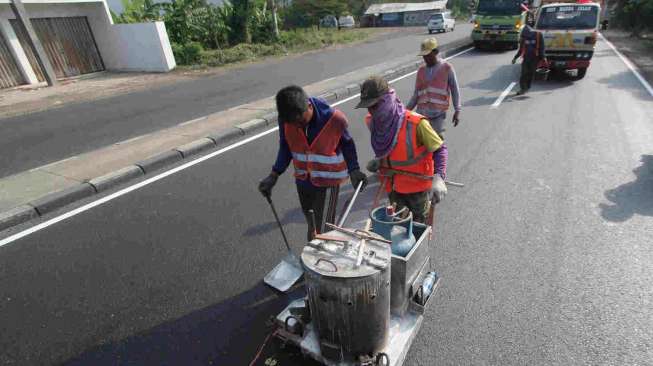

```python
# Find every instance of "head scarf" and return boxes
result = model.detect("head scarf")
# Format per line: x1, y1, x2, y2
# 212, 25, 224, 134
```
369, 89, 405, 158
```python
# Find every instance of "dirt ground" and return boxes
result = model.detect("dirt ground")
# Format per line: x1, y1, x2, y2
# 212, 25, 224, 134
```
0, 27, 403, 120
602, 29, 653, 85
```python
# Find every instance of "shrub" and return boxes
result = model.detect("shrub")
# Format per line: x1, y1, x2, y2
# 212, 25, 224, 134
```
200, 43, 286, 67
172, 42, 204, 65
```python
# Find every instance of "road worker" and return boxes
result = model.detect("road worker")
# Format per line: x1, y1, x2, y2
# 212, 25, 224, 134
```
512, 14, 547, 95
406, 37, 461, 198
358, 76, 445, 224
258, 85, 367, 240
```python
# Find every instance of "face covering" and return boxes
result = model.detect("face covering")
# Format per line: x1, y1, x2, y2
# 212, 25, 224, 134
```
369, 89, 405, 158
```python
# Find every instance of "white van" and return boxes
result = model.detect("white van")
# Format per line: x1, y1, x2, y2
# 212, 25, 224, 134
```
427, 12, 456, 33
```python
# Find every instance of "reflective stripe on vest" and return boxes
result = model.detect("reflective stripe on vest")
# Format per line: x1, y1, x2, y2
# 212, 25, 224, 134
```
284, 109, 348, 187
416, 63, 451, 111
381, 111, 434, 194
291, 152, 345, 165
294, 169, 349, 179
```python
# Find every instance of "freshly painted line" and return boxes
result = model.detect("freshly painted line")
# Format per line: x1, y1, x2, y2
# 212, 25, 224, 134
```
600, 34, 653, 97
0, 129, 279, 247
0, 47, 474, 247
491, 82, 517, 109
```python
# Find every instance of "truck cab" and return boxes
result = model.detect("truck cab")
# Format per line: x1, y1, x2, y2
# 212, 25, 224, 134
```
471, 0, 528, 49
535, 2, 600, 79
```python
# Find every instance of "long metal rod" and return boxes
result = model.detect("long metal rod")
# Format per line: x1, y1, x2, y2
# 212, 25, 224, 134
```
337, 181, 363, 227
266, 196, 292, 253
324, 223, 392, 244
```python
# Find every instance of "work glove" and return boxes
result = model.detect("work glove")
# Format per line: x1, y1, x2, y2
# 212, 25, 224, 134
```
511, 57, 517, 65
349, 169, 368, 190
452, 111, 460, 127
366, 158, 381, 173
431, 175, 447, 203
258, 172, 278, 198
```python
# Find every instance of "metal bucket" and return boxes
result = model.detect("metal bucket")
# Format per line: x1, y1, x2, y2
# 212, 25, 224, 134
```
301, 229, 391, 362
535, 67, 550, 81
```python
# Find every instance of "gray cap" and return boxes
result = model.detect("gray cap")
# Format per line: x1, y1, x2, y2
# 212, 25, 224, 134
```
355, 76, 389, 109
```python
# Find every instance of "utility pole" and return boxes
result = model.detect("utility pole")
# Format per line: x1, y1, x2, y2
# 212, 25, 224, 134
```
10, 0, 57, 86
270, 0, 280, 39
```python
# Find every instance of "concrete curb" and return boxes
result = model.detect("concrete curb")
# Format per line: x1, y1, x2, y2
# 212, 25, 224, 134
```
0, 205, 39, 232
0, 39, 473, 233
174, 138, 217, 158
88, 166, 145, 193
136, 150, 183, 174
30, 183, 97, 216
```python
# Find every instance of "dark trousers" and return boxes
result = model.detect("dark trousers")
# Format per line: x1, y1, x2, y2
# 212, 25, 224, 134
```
296, 185, 339, 241
520, 57, 538, 91
389, 190, 431, 224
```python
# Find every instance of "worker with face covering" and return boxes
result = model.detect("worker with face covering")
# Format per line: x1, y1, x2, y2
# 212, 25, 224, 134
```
357, 76, 446, 223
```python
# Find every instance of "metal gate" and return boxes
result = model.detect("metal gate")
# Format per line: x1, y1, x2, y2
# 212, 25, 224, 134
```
0, 31, 25, 89
11, 16, 104, 80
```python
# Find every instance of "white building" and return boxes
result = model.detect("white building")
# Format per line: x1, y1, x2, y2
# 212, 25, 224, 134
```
362, 1, 448, 27
0, 0, 176, 89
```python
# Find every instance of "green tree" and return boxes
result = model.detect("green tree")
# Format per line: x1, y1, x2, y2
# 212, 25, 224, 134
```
115, 0, 162, 23
160, 0, 209, 45
616, 0, 653, 36
230, 0, 254, 44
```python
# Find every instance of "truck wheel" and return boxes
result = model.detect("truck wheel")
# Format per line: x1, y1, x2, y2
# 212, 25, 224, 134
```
428, 30, 433, 34
574, 67, 588, 80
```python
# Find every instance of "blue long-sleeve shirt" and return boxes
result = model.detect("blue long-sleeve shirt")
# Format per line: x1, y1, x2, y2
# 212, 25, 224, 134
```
272, 97, 360, 189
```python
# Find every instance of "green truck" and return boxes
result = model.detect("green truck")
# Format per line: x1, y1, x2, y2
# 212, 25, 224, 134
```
471, 0, 528, 49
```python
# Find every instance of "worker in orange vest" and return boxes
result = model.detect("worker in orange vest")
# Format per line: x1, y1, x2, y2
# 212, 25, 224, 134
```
259, 85, 367, 239
406, 37, 461, 193
357, 76, 445, 223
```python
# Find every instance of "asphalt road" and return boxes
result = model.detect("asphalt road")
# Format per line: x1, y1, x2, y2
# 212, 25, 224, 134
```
0, 25, 471, 179
1, 39, 652, 366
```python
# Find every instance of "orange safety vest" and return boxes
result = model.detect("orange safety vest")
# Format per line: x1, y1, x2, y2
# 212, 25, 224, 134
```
415, 63, 451, 112
365, 111, 434, 194
285, 109, 349, 187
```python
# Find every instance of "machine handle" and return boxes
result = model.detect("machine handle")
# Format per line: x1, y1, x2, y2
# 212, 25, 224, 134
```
315, 258, 338, 272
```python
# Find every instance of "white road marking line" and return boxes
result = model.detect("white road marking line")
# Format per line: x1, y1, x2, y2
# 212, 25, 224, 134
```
491, 82, 517, 109
0, 47, 475, 247
600, 33, 653, 97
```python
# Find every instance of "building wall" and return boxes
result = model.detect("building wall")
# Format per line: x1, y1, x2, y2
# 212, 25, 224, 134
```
103, 21, 175, 72
403, 10, 435, 26
0, 0, 175, 84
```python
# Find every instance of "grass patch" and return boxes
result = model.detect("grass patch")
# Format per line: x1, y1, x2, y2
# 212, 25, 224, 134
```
187, 28, 375, 68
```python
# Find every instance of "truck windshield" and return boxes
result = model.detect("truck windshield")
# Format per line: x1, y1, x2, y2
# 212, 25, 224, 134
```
476, 0, 523, 16
537, 5, 599, 30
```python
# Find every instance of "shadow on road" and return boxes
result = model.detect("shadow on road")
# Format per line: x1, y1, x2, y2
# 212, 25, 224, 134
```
600, 155, 653, 222
465, 64, 517, 92
63, 282, 315, 366
243, 179, 384, 237
596, 70, 652, 101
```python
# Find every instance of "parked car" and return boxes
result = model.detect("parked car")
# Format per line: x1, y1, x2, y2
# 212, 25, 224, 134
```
427, 12, 456, 33
338, 15, 356, 28
320, 15, 338, 28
